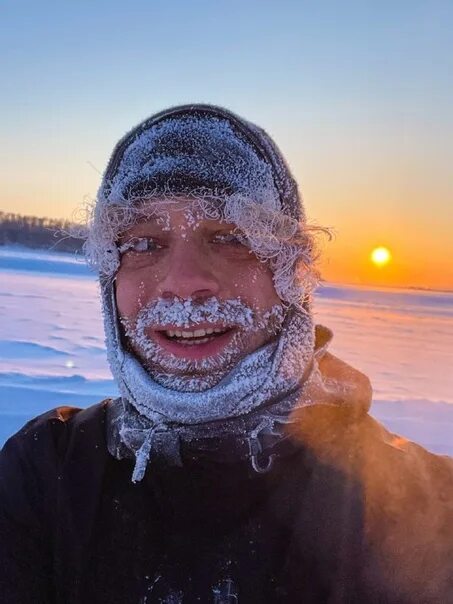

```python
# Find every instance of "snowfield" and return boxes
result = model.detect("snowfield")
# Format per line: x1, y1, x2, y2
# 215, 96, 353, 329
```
0, 247, 452, 456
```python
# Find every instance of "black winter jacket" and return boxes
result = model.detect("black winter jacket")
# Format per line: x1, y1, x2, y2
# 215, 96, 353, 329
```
1, 357, 453, 603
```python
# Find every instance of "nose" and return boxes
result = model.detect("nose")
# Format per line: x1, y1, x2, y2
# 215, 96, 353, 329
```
156, 242, 221, 301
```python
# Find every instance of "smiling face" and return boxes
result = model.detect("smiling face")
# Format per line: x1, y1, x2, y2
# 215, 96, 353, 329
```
114, 199, 285, 391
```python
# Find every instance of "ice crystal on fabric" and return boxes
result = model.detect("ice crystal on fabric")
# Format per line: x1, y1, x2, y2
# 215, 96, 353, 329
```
84, 109, 323, 306
84, 105, 334, 481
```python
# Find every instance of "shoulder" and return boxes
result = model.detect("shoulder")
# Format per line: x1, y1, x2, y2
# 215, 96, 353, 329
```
292, 402, 453, 477
291, 405, 453, 599
0, 401, 111, 518
1, 400, 110, 463
357, 414, 453, 600
292, 404, 453, 521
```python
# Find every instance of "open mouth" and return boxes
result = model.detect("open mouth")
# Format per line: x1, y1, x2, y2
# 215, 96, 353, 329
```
151, 325, 236, 359
162, 326, 230, 345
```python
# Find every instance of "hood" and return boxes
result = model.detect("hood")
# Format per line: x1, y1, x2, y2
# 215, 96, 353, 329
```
308, 324, 372, 416
87, 104, 337, 480
102, 104, 303, 220
85, 103, 318, 306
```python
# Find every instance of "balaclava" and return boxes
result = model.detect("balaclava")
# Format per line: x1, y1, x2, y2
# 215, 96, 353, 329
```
86, 104, 330, 482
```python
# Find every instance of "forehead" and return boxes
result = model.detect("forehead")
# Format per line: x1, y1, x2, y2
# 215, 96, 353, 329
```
124, 198, 233, 234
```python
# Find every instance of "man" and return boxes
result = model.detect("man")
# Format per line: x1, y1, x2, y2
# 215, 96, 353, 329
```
1, 104, 452, 603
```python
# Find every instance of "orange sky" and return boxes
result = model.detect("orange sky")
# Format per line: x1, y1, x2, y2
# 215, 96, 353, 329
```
299, 149, 453, 291
2, 2, 452, 292
312, 204, 453, 291
319, 242, 453, 291
2, 160, 452, 291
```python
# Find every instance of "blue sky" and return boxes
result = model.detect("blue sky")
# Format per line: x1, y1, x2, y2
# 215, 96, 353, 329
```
1, 0, 452, 287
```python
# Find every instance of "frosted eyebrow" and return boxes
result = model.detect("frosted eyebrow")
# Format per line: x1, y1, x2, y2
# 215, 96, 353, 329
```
118, 217, 164, 238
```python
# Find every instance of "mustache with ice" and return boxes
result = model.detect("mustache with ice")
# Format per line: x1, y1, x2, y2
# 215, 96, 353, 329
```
137, 297, 256, 331
121, 296, 285, 392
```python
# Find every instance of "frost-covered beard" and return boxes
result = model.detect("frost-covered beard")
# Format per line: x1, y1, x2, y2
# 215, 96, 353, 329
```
121, 296, 285, 392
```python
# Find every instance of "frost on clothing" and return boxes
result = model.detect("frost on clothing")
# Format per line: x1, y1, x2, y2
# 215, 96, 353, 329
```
123, 297, 284, 392
85, 104, 323, 482
103, 284, 316, 482
84, 106, 317, 307
106, 323, 367, 483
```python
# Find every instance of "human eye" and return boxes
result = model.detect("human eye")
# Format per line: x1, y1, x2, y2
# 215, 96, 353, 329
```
211, 231, 247, 247
118, 237, 162, 256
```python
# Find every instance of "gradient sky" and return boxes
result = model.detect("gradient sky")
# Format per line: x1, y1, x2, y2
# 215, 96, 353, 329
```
2, 1, 452, 290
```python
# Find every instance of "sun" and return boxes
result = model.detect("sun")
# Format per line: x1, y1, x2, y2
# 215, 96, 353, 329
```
371, 246, 392, 267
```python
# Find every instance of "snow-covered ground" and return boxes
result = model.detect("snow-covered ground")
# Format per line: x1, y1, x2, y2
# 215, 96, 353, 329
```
0, 246, 452, 456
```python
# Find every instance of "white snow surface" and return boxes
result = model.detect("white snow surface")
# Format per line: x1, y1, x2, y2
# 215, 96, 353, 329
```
0, 246, 452, 456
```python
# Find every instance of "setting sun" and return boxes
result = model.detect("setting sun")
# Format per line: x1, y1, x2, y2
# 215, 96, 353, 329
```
371, 246, 392, 267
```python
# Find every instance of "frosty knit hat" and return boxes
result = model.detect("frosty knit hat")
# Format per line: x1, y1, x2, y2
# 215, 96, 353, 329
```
85, 103, 318, 307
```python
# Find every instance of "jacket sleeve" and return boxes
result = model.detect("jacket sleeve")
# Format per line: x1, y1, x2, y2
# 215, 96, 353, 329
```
0, 408, 77, 604
294, 405, 453, 601
358, 415, 453, 601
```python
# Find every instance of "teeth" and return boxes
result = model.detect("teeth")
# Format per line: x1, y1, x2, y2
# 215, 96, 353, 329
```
164, 327, 228, 339
181, 329, 207, 338
180, 337, 211, 345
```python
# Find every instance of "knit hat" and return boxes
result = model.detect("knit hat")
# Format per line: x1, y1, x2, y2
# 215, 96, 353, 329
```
85, 104, 317, 307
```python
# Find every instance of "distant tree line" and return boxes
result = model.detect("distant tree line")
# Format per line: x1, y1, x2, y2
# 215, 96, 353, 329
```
0, 211, 85, 253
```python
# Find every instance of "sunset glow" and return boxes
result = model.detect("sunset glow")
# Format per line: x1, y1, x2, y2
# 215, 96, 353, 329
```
371, 247, 392, 267
1, 3, 452, 291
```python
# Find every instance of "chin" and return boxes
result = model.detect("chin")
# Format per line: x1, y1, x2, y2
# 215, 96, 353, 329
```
149, 369, 228, 393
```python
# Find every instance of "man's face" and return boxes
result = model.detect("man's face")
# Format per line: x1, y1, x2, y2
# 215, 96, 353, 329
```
115, 200, 284, 390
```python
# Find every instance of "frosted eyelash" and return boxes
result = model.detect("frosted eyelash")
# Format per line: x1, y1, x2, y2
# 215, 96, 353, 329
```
118, 237, 159, 255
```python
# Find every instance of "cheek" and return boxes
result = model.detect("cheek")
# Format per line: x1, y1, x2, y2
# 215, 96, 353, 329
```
115, 269, 159, 321
227, 262, 280, 309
